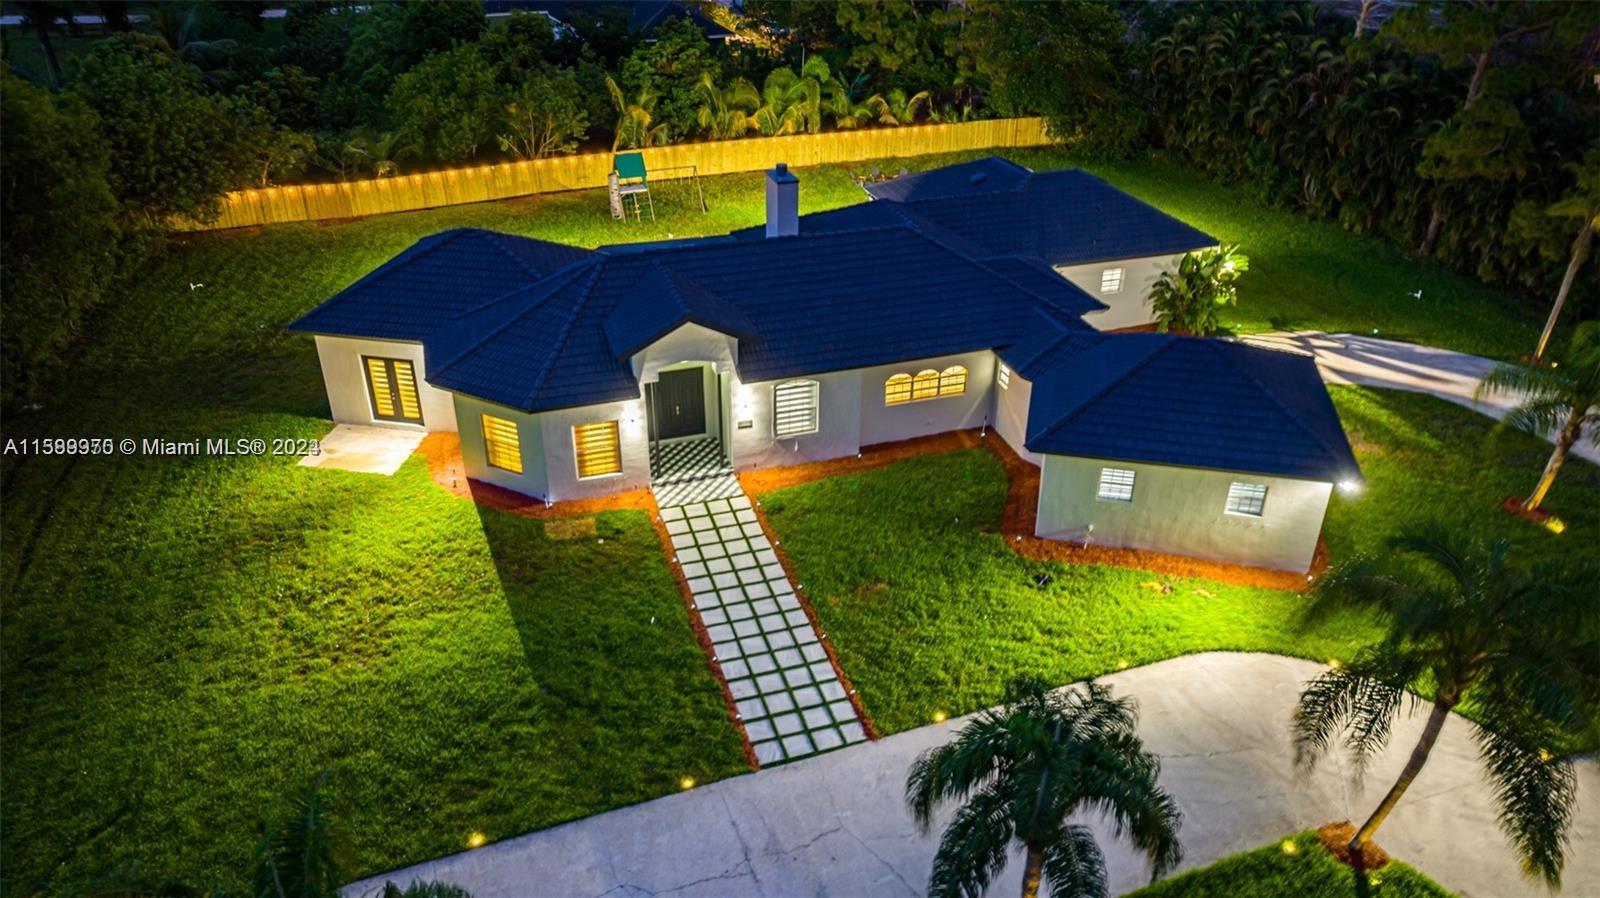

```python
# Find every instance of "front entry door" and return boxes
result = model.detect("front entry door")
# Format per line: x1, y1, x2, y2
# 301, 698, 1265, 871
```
650, 367, 706, 440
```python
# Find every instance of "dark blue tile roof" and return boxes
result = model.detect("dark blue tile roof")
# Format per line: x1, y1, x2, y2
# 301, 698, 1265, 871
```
288, 229, 593, 341
1025, 335, 1361, 482
424, 226, 1095, 412
864, 157, 1033, 202
602, 260, 758, 358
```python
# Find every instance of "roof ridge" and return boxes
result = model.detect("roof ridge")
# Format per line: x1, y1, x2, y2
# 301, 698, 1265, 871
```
1028, 335, 1169, 448
427, 261, 596, 385
1006, 310, 1076, 375
889, 218, 1089, 322
447, 255, 598, 321
480, 229, 572, 281
519, 262, 606, 409
1210, 339, 1348, 468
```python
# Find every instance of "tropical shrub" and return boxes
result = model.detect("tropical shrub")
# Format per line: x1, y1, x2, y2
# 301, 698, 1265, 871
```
499, 67, 590, 159
1149, 244, 1250, 336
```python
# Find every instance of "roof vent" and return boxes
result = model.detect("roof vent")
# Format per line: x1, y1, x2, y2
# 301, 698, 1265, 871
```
969, 172, 988, 186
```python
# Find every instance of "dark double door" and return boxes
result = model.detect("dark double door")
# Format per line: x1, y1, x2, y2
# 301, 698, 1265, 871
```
647, 367, 706, 440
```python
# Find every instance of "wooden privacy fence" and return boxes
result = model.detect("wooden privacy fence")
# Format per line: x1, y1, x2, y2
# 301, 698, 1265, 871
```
180, 117, 1052, 231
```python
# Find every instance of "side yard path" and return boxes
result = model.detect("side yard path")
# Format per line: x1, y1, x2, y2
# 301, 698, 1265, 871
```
654, 473, 873, 765
344, 652, 1600, 898
1248, 332, 1599, 465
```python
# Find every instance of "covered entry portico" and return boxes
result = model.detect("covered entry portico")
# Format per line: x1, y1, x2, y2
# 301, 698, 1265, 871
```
644, 359, 737, 506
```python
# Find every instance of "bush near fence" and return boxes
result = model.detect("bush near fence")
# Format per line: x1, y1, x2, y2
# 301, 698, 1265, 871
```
179, 118, 1052, 231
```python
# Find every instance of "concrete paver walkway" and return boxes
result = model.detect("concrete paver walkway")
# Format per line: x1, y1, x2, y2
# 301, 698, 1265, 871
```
1247, 331, 1599, 464
345, 653, 1599, 898
653, 470, 869, 766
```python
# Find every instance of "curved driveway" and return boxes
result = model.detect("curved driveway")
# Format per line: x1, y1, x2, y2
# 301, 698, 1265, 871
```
345, 652, 1599, 898
1246, 331, 1599, 465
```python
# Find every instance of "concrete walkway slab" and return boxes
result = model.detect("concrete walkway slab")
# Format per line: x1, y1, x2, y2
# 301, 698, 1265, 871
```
343, 653, 1599, 898
298, 423, 423, 475
1247, 331, 1598, 465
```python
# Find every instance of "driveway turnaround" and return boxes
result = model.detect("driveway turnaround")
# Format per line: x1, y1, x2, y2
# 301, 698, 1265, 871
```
1248, 331, 1599, 464
343, 653, 1599, 898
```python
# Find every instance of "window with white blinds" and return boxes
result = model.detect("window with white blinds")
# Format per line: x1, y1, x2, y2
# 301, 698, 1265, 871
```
773, 380, 820, 437
481, 414, 522, 474
1225, 482, 1268, 517
1096, 467, 1136, 502
1100, 267, 1125, 294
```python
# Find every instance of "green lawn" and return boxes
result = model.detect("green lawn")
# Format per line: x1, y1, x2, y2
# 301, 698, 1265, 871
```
759, 387, 1595, 735
0, 148, 1568, 892
1126, 831, 1455, 898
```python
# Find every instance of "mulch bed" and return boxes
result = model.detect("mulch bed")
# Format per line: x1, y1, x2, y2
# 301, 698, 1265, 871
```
1316, 820, 1392, 872
419, 432, 656, 519
1499, 495, 1554, 523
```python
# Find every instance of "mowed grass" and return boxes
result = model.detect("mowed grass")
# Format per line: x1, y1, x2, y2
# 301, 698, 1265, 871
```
1125, 831, 1456, 898
759, 386, 1595, 735
0, 147, 1565, 892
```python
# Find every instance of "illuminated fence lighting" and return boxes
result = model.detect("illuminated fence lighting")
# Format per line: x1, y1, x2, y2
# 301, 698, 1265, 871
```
467, 831, 486, 849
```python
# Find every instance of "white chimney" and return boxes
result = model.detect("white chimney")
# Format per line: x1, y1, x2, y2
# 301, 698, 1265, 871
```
765, 163, 799, 238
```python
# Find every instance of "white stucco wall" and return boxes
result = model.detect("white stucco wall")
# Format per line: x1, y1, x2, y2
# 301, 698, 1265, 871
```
540, 397, 651, 502
990, 364, 1041, 466
453, 393, 548, 499
1035, 455, 1332, 572
1054, 253, 1199, 332
632, 323, 737, 385
857, 350, 997, 446
313, 334, 458, 431
728, 368, 863, 471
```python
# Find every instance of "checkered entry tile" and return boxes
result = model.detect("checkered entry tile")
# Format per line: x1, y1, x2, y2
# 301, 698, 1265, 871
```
650, 437, 730, 484
662, 494, 869, 765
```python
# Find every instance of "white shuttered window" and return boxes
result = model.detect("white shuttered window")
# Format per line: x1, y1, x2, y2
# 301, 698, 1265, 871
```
1097, 467, 1136, 502
773, 380, 820, 437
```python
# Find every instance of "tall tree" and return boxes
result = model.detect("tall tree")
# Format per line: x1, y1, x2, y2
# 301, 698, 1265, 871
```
69, 33, 245, 225
906, 678, 1182, 898
0, 71, 125, 411
498, 67, 589, 159
1520, 150, 1600, 361
1476, 321, 1600, 513
694, 72, 759, 140
386, 45, 500, 161
955, 1, 1143, 154
1382, 0, 1592, 257
1293, 525, 1598, 882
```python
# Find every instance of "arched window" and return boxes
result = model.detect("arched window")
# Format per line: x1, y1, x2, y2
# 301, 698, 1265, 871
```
938, 365, 968, 396
912, 369, 941, 400
885, 373, 912, 406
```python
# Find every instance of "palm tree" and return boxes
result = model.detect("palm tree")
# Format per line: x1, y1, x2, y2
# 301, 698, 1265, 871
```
345, 130, 415, 179
694, 72, 758, 141
604, 75, 666, 151
1531, 151, 1600, 361
1293, 524, 1598, 883
906, 678, 1182, 898
867, 88, 932, 126
751, 59, 829, 137
823, 71, 873, 130
255, 775, 340, 898
1476, 321, 1600, 513
1148, 244, 1249, 336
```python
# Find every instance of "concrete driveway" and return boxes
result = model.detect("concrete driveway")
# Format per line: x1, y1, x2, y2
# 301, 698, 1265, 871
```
1246, 331, 1599, 465
344, 653, 1600, 898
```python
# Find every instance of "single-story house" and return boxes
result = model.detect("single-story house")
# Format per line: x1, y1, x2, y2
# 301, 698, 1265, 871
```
289, 157, 1360, 572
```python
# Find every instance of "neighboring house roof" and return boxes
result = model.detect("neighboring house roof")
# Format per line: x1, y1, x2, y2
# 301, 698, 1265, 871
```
288, 229, 594, 342
1025, 334, 1361, 482
425, 226, 1094, 412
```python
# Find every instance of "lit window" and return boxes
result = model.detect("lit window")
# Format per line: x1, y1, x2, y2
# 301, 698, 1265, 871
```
912, 369, 941, 400
773, 380, 820, 437
573, 421, 621, 478
1225, 482, 1268, 517
1097, 467, 1136, 502
885, 373, 912, 405
1100, 267, 1125, 294
363, 356, 423, 423
938, 365, 968, 396
482, 414, 523, 474
997, 364, 1011, 390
